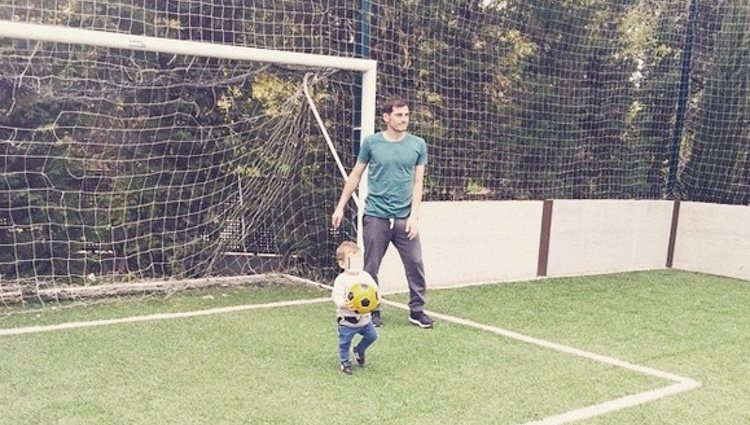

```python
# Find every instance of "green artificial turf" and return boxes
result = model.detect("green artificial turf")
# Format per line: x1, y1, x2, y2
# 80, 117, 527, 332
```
1, 270, 747, 424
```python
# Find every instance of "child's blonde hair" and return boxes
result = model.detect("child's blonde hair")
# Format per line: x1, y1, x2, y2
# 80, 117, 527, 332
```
335, 241, 360, 262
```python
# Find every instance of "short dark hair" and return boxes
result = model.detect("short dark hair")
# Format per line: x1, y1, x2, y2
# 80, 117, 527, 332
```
381, 97, 408, 115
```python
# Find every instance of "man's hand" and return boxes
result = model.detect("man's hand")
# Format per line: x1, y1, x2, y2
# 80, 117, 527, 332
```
331, 207, 344, 230
405, 216, 419, 240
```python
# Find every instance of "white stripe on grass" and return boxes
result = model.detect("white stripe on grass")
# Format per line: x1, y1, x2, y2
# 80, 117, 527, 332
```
381, 299, 701, 425
523, 381, 700, 425
0, 297, 330, 336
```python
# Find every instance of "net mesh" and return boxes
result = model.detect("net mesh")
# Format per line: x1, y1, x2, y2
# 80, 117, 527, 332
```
0, 38, 360, 292
0, 0, 748, 294
680, 0, 750, 204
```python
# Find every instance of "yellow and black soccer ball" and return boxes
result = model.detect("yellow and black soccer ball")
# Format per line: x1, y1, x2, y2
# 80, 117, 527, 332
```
346, 282, 380, 314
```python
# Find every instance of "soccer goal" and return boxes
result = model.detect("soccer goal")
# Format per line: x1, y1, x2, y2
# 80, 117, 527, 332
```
0, 21, 375, 302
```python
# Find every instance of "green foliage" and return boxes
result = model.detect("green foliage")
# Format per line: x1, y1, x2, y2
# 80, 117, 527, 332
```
0, 57, 91, 281
681, 0, 750, 204
1, 0, 748, 284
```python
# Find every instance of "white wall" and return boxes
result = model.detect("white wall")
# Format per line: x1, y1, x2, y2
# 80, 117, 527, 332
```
376, 201, 543, 292
673, 202, 750, 281
374, 199, 747, 294
546, 200, 674, 277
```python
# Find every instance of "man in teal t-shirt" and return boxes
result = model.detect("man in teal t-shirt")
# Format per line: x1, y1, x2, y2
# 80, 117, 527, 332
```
331, 97, 434, 329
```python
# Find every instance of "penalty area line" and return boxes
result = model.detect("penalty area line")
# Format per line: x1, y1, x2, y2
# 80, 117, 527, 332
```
382, 299, 701, 425
522, 380, 700, 425
0, 297, 330, 337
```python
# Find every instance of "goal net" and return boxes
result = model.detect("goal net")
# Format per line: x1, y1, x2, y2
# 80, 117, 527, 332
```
0, 23, 375, 301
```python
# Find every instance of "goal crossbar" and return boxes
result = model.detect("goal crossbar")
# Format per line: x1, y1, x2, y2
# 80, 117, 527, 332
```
0, 22, 377, 72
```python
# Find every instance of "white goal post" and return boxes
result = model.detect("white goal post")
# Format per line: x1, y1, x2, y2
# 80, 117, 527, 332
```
0, 21, 375, 245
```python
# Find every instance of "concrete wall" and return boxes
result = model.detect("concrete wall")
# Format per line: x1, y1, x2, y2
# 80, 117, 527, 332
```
672, 202, 750, 281
376, 201, 543, 292
375, 199, 748, 293
545, 200, 674, 277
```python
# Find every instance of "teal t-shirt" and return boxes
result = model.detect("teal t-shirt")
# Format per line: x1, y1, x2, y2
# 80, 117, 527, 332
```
357, 132, 428, 219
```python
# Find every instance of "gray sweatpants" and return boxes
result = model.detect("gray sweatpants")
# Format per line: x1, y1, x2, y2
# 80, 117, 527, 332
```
362, 215, 427, 313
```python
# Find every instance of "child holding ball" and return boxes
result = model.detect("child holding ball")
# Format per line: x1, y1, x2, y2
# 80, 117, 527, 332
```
332, 241, 379, 375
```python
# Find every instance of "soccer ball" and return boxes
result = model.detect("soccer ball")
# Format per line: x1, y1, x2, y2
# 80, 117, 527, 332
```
347, 282, 380, 314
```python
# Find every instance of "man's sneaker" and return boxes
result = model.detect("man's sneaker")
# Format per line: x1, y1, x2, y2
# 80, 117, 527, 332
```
371, 310, 382, 327
354, 349, 366, 367
408, 311, 434, 328
340, 361, 353, 375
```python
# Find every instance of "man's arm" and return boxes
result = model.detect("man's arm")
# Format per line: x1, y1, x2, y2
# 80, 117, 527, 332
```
405, 164, 425, 240
331, 161, 367, 229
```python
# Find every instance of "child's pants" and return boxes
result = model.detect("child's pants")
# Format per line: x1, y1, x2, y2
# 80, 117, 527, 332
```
337, 322, 377, 363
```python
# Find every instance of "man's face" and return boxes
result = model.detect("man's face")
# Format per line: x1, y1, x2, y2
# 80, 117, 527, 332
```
384, 105, 410, 133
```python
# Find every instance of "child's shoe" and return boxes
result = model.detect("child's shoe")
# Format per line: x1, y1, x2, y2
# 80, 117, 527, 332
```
354, 349, 366, 367
340, 361, 353, 375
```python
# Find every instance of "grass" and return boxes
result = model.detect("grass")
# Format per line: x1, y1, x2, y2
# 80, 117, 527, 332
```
394, 269, 749, 424
0, 284, 328, 329
0, 269, 747, 424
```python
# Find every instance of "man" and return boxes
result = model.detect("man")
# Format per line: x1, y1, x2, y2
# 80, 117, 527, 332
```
331, 97, 434, 329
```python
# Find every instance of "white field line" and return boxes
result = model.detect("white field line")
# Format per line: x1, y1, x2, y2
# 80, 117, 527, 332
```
523, 381, 700, 425
0, 297, 330, 337
382, 299, 701, 425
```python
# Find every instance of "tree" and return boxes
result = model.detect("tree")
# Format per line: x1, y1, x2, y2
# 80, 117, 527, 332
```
502, 0, 642, 199
681, 0, 750, 204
